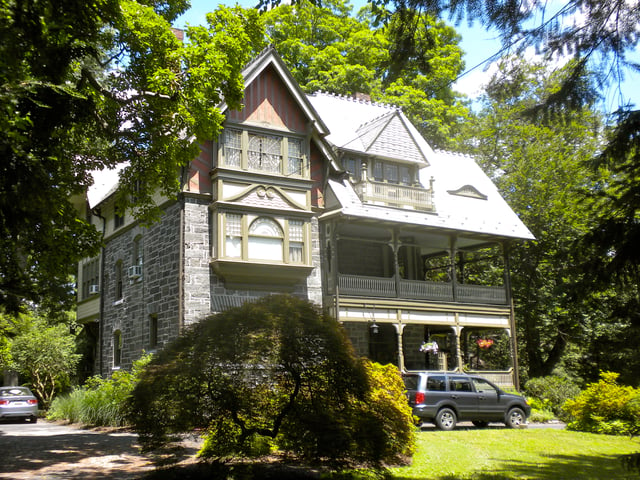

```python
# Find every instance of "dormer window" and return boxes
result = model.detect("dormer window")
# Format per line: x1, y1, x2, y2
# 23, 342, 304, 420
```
372, 160, 412, 186
343, 157, 362, 181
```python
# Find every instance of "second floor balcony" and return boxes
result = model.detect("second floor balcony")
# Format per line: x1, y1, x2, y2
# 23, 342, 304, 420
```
333, 273, 508, 305
353, 179, 435, 212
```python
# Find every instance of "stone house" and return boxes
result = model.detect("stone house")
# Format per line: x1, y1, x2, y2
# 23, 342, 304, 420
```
76, 46, 533, 387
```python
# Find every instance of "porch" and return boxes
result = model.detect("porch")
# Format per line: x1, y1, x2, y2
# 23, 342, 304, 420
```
336, 274, 508, 305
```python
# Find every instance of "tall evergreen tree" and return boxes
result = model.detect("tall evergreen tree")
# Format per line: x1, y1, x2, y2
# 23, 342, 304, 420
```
471, 58, 607, 381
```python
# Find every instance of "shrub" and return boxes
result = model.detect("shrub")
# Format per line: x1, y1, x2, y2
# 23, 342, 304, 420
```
128, 295, 415, 469
563, 371, 640, 435
353, 362, 416, 464
526, 397, 556, 423
47, 388, 85, 424
48, 353, 151, 427
524, 375, 580, 418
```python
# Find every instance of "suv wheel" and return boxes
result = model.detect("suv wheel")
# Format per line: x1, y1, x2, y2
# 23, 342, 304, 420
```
506, 407, 526, 428
435, 408, 457, 431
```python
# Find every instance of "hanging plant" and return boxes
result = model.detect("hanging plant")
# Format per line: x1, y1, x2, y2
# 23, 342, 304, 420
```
476, 338, 494, 349
420, 341, 439, 354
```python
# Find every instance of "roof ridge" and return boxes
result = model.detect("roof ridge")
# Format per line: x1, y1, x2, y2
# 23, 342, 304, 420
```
356, 109, 397, 132
242, 44, 276, 71
311, 90, 400, 111
434, 148, 476, 160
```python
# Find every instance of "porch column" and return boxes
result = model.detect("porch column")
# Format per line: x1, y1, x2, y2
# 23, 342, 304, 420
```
394, 322, 406, 372
503, 242, 520, 390
453, 322, 463, 372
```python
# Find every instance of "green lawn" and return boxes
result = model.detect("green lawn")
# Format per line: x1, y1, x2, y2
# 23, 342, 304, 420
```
388, 427, 640, 479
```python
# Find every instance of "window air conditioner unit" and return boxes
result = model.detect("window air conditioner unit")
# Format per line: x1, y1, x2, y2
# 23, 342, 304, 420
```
89, 284, 100, 295
128, 265, 142, 279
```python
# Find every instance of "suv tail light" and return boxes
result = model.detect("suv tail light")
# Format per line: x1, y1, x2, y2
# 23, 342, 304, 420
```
415, 392, 425, 404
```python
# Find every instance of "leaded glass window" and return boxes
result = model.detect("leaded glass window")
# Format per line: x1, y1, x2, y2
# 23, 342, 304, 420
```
223, 129, 242, 167
248, 133, 282, 173
288, 138, 303, 176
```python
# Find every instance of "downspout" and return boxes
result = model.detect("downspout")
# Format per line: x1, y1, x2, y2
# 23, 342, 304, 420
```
178, 168, 187, 334
92, 208, 107, 377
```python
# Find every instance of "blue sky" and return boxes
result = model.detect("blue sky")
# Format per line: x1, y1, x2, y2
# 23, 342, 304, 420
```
174, 0, 639, 110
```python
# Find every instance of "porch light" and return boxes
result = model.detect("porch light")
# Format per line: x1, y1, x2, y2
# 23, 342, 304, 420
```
370, 322, 379, 334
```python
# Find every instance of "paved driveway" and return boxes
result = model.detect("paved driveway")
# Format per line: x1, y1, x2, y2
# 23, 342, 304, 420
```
0, 420, 158, 479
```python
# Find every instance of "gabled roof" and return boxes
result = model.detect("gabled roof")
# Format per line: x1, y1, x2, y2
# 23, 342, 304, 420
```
220, 45, 330, 138
88, 47, 340, 208
306, 92, 431, 167
323, 150, 534, 242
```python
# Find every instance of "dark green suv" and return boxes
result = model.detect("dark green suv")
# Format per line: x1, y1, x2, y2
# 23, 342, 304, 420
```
403, 372, 530, 430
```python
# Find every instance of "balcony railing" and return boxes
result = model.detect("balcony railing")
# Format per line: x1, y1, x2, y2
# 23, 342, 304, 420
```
353, 180, 434, 211
337, 274, 507, 305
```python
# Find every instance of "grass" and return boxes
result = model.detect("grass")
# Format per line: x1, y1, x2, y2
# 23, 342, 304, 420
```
388, 427, 640, 479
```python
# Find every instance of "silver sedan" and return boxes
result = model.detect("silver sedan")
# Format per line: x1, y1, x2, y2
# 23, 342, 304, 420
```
0, 386, 38, 423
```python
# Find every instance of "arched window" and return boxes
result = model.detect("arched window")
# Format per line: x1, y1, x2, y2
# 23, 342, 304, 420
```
248, 217, 283, 261
113, 330, 122, 367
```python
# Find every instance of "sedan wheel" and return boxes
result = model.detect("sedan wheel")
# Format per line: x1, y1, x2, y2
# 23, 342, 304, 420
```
506, 407, 526, 428
435, 408, 457, 431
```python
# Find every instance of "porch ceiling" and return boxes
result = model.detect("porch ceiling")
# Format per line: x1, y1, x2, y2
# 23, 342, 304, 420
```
333, 216, 508, 253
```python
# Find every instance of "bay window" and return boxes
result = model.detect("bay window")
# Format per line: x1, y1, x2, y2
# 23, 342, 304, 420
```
222, 212, 307, 264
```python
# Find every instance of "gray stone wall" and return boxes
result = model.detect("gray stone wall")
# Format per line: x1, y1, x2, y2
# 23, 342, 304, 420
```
100, 202, 181, 375
99, 198, 326, 375
182, 196, 212, 326
342, 322, 369, 358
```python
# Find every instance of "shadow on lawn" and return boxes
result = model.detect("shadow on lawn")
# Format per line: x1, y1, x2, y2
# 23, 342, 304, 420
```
391, 452, 637, 480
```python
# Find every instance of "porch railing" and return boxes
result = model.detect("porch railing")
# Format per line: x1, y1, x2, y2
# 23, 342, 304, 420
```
337, 274, 508, 305
354, 180, 434, 211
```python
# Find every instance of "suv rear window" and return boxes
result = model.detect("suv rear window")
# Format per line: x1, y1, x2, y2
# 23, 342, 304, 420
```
403, 375, 419, 390
426, 375, 446, 391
